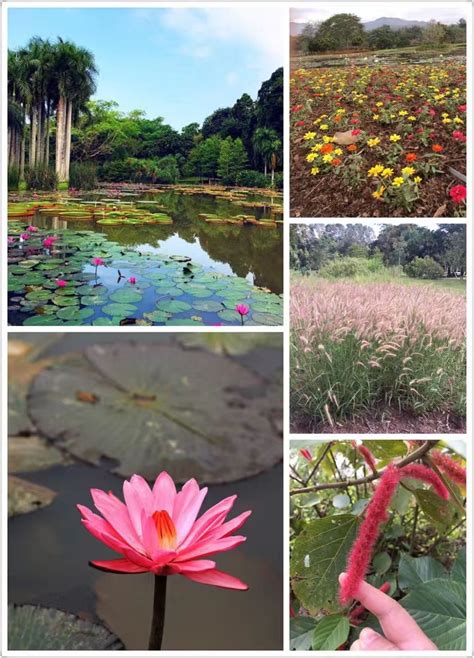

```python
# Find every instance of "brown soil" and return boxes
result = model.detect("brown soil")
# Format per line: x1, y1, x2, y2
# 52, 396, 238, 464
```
291, 408, 466, 434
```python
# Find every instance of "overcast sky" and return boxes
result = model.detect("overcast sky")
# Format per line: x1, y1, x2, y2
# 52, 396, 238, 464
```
291, 2, 467, 25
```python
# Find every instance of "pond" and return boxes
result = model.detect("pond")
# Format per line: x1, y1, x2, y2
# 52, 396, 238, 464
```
8, 333, 283, 651
7, 185, 283, 326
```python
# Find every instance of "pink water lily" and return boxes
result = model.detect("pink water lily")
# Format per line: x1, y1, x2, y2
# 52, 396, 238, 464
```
128, 276, 137, 284
20, 232, 30, 241
78, 472, 251, 590
27, 225, 39, 232
235, 303, 249, 326
43, 236, 58, 249
91, 257, 105, 266
56, 279, 68, 288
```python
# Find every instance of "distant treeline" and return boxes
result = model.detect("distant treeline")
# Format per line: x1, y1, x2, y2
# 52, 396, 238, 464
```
293, 14, 466, 53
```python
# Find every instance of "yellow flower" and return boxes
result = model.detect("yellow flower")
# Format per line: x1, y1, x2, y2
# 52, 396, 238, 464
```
442, 118, 452, 124
320, 124, 329, 131
336, 108, 346, 115
333, 148, 343, 156
399, 110, 408, 116
407, 116, 416, 121
392, 177, 405, 187
311, 166, 320, 175
322, 135, 335, 143
382, 168, 393, 178
375, 101, 384, 107
322, 154, 333, 163
414, 176, 422, 184
389, 134, 401, 142
303, 132, 316, 140
306, 153, 317, 163
367, 137, 381, 148
367, 164, 384, 177
372, 114, 380, 120
312, 143, 323, 152
372, 186, 385, 199
402, 166, 415, 176
454, 116, 464, 124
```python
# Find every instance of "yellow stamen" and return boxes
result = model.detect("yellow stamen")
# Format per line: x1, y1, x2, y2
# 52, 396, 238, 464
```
153, 510, 177, 550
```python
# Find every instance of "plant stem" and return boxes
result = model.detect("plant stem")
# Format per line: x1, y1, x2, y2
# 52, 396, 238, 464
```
410, 504, 419, 554
148, 575, 167, 650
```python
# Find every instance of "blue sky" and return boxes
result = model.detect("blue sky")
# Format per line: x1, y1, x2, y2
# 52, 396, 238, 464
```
8, 7, 285, 130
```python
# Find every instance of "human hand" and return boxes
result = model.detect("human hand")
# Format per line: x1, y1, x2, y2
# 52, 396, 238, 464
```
339, 573, 438, 651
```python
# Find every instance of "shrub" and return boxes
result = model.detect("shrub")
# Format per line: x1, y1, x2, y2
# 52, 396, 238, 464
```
100, 160, 133, 182
8, 166, 20, 191
69, 162, 97, 190
319, 257, 371, 278
25, 165, 58, 191
235, 169, 268, 188
404, 256, 445, 279
273, 172, 284, 190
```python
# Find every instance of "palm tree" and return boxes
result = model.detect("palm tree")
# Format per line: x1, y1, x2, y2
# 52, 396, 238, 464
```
252, 127, 282, 186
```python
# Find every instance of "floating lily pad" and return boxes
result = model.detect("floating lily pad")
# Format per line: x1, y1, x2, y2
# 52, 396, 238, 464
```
217, 309, 240, 322
8, 475, 57, 516
155, 286, 183, 297
108, 289, 143, 304
56, 307, 94, 321
192, 300, 223, 313
28, 343, 282, 483
8, 436, 69, 472
23, 314, 63, 326
8, 605, 124, 650
143, 310, 171, 323
52, 296, 79, 307
81, 294, 107, 306
101, 303, 137, 317
156, 299, 192, 313
251, 311, 282, 326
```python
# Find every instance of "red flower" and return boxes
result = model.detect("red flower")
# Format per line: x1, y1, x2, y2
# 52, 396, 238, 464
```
339, 465, 400, 605
405, 153, 417, 163
320, 143, 334, 154
351, 129, 361, 136
452, 130, 466, 143
350, 118, 359, 125
352, 442, 377, 472
295, 120, 305, 127
291, 104, 303, 113
299, 448, 312, 462
331, 158, 342, 167
399, 463, 449, 499
428, 108, 436, 117
450, 185, 467, 204
458, 104, 466, 112
432, 144, 444, 153
431, 451, 466, 487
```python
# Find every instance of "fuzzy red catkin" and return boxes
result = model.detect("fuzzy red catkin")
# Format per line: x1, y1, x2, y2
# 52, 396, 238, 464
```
399, 462, 450, 500
430, 450, 466, 487
339, 464, 401, 605
354, 443, 378, 472
299, 448, 312, 462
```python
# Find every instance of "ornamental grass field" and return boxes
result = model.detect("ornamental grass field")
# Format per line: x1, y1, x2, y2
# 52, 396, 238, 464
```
290, 62, 466, 217
290, 277, 466, 432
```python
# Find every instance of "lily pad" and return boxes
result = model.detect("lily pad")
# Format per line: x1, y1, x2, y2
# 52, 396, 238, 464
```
251, 311, 282, 326
101, 303, 137, 317
8, 475, 57, 516
56, 307, 94, 321
217, 309, 240, 322
8, 605, 124, 650
143, 310, 171, 323
28, 343, 282, 483
8, 435, 69, 472
156, 299, 192, 313
108, 289, 143, 304
192, 300, 223, 313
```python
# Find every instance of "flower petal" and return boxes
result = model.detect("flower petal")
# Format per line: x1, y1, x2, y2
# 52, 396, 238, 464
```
90, 558, 148, 573
173, 479, 207, 543
183, 568, 248, 590
90, 489, 143, 553
123, 475, 153, 536
152, 471, 177, 514
175, 535, 246, 562
168, 559, 216, 574
179, 495, 237, 549
199, 510, 252, 543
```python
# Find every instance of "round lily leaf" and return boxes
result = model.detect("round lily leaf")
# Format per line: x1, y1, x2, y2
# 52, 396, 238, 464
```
192, 300, 223, 313
8, 605, 124, 650
143, 310, 171, 323
101, 303, 137, 317
108, 289, 143, 304
81, 294, 106, 306
28, 343, 282, 483
8, 475, 57, 517
23, 314, 64, 326
156, 300, 191, 313
251, 311, 282, 326
52, 296, 79, 307
56, 307, 94, 322
217, 309, 239, 322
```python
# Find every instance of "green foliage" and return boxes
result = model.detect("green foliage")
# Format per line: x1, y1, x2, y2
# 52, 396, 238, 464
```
217, 137, 248, 184
319, 257, 373, 278
235, 169, 268, 188
69, 162, 97, 190
405, 256, 445, 279
25, 165, 58, 191
8, 165, 20, 191
312, 615, 349, 650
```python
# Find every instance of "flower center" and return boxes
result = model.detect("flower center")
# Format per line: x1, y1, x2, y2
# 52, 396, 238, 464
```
152, 510, 177, 550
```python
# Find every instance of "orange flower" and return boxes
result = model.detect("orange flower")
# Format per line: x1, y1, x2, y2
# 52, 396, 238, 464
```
331, 158, 342, 166
320, 143, 334, 154
334, 115, 342, 123
405, 152, 417, 163
347, 144, 357, 152
432, 144, 444, 153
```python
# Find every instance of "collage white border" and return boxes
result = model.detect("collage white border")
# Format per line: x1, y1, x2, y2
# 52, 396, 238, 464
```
0, 1, 472, 656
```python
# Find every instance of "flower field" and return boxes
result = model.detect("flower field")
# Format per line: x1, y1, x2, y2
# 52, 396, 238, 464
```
290, 278, 466, 432
290, 62, 466, 217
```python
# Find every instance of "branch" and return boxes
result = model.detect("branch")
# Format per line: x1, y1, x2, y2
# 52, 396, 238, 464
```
304, 441, 334, 486
290, 441, 438, 496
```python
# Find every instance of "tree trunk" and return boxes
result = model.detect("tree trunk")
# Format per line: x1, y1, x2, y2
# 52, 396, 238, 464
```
55, 96, 65, 181
271, 166, 275, 187
30, 106, 38, 167
20, 135, 26, 178
8, 126, 12, 166
36, 103, 43, 165
264, 161, 267, 177
45, 101, 51, 166
15, 130, 21, 167
64, 100, 73, 182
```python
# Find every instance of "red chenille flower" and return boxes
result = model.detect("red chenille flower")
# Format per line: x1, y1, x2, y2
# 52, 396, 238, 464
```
430, 451, 466, 487
399, 463, 449, 499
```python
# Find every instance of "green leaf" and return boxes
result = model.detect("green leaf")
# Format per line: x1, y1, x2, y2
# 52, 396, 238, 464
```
8, 604, 123, 650
400, 579, 466, 650
391, 477, 417, 514
290, 616, 317, 651
312, 614, 349, 651
414, 488, 455, 530
451, 547, 466, 584
291, 514, 359, 614
398, 554, 446, 591
364, 440, 407, 464
372, 551, 391, 574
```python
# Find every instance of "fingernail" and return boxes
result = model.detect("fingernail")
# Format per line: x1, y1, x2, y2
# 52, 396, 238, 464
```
359, 628, 381, 648
338, 572, 347, 584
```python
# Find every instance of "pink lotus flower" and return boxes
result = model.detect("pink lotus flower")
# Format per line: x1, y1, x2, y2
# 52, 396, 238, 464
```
91, 257, 105, 267
8, 236, 15, 245
128, 276, 137, 284
27, 225, 39, 232
235, 304, 249, 316
20, 233, 30, 241
78, 472, 251, 590
56, 279, 67, 288
43, 236, 58, 249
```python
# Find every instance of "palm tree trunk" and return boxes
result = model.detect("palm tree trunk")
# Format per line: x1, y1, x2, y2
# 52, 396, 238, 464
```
15, 130, 21, 167
65, 100, 73, 182
36, 103, 43, 165
8, 126, 12, 166
30, 106, 38, 167
264, 161, 267, 177
55, 95, 65, 180
45, 101, 51, 166
20, 135, 26, 178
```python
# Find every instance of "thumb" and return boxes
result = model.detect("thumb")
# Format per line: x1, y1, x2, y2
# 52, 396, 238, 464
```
358, 627, 398, 651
